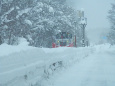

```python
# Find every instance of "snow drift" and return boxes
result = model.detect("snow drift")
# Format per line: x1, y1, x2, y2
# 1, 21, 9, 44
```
0, 43, 112, 86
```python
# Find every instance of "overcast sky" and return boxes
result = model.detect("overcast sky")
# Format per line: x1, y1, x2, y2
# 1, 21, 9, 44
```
67, 0, 114, 44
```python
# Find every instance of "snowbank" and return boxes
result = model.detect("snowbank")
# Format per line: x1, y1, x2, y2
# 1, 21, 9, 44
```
0, 38, 34, 57
0, 43, 113, 86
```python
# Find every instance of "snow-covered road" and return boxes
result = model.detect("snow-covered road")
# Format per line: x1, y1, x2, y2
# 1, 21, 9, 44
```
53, 47, 115, 86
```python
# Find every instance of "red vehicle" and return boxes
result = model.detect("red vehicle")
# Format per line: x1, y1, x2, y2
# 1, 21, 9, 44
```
52, 32, 74, 48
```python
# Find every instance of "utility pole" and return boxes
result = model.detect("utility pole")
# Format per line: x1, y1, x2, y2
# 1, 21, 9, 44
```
77, 9, 87, 47
75, 35, 76, 47
81, 21, 87, 47
74, 21, 77, 47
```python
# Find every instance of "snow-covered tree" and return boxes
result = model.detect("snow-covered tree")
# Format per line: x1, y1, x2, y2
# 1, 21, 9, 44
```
108, 2, 115, 45
0, 0, 83, 47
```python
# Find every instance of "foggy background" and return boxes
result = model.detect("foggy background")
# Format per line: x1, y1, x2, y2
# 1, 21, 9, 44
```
67, 0, 114, 44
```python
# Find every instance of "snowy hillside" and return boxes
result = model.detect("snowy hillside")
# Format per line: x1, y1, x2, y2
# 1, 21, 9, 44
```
0, 42, 114, 86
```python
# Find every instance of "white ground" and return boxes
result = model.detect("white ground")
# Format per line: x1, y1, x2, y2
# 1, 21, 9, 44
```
0, 39, 115, 86
53, 45, 115, 86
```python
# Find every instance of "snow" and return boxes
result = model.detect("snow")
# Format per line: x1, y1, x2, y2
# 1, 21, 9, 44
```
49, 6, 54, 13
53, 45, 115, 86
24, 19, 32, 26
16, 8, 31, 18
1, 7, 14, 24
37, 8, 43, 12
0, 43, 115, 86
0, 38, 33, 57
37, 2, 44, 7
2, 0, 13, 4
16, 6, 20, 10
3, 25, 8, 29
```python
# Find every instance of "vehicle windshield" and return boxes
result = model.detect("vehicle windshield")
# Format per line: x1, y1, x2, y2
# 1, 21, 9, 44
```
56, 32, 72, 39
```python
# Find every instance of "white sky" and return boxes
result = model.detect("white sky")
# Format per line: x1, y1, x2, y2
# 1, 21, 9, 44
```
67, 0, 114, 44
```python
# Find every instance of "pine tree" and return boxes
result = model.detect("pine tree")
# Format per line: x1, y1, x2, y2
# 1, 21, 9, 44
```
108, 3, 115, 45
